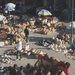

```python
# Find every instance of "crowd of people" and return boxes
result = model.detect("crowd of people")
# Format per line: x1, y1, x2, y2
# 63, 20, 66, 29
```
0, 58, 71, 75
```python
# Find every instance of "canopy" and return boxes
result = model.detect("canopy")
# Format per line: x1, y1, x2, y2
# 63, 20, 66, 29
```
5, 3, 16, 8
4, 6, 15, 11
4, 3, 16, 11
38, 9, 52, 16
0, 15, 6, 21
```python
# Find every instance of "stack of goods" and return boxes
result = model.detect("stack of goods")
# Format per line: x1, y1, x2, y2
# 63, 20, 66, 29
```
22, 45, 32, 56
35, 27, 43, 33
50, 37, 70, 53
65, 49, 75, 60
53, 22, 67, 29
0, 54, 12, 64
8, 26, 14, 32
28, 26, 36, 32
18, 31, 25, 42
50, 17, 59, 25
35, 27, 56, 35
0, 31, 25, 45
15, 22, 30, 29
15, 20, 36, 29
14, 31, 25, 43
5, 49, 17, 55
36, 37, 70, 54
4, 48, 47, 59
44, 27, 56, 34
4, 47, 32, 56
31, 49, 47, 59
29, 20, 36, 26
57, 32, 70, 43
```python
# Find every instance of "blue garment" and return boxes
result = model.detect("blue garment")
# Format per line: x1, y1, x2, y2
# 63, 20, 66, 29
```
72, 42, 75, 51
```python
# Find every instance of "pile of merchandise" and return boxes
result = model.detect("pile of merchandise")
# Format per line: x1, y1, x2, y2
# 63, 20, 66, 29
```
0, 54, 12, 64
65, 49, 75, 60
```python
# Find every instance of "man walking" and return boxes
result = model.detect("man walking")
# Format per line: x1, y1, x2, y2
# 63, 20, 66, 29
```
16, 38, 22, 60
24, 26, 29, 43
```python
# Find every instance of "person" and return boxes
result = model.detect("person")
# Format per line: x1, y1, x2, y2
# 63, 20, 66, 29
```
63, 62, 70, 75
47, 20, 51, 28
24, 26, 29, 43
64, 34, 70, 43
17, 66, 25, 75
25, 63, 32, 74
16, 38, 22, 60
10, 64, 18, 75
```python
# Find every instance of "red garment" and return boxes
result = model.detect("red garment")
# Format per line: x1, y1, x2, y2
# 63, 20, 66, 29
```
4, 28, 9, 32
48, 17, 53, 21
64, 67, 70, 74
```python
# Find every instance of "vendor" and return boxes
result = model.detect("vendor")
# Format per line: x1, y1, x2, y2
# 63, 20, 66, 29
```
64, 34, 70, 43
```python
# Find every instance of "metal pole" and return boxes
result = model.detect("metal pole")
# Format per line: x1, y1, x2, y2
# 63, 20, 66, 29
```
70, 0, 74, 46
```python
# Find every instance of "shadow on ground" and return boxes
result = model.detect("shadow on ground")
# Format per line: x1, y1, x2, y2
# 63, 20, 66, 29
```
30, 36, 44, 42
23, 55, 36, 59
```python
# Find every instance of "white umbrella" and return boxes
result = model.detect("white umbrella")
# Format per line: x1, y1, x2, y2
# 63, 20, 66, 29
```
4, 6, 15, 11
0, 15, 6, 21
5, 3, 16, 8
4, 3, 16, 11
38, 9, 52, 16
4, 3, 16, 15
66, 21, 75, 29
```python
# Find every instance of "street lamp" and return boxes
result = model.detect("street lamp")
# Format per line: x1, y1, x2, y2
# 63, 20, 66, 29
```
71, 0, 74, 46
